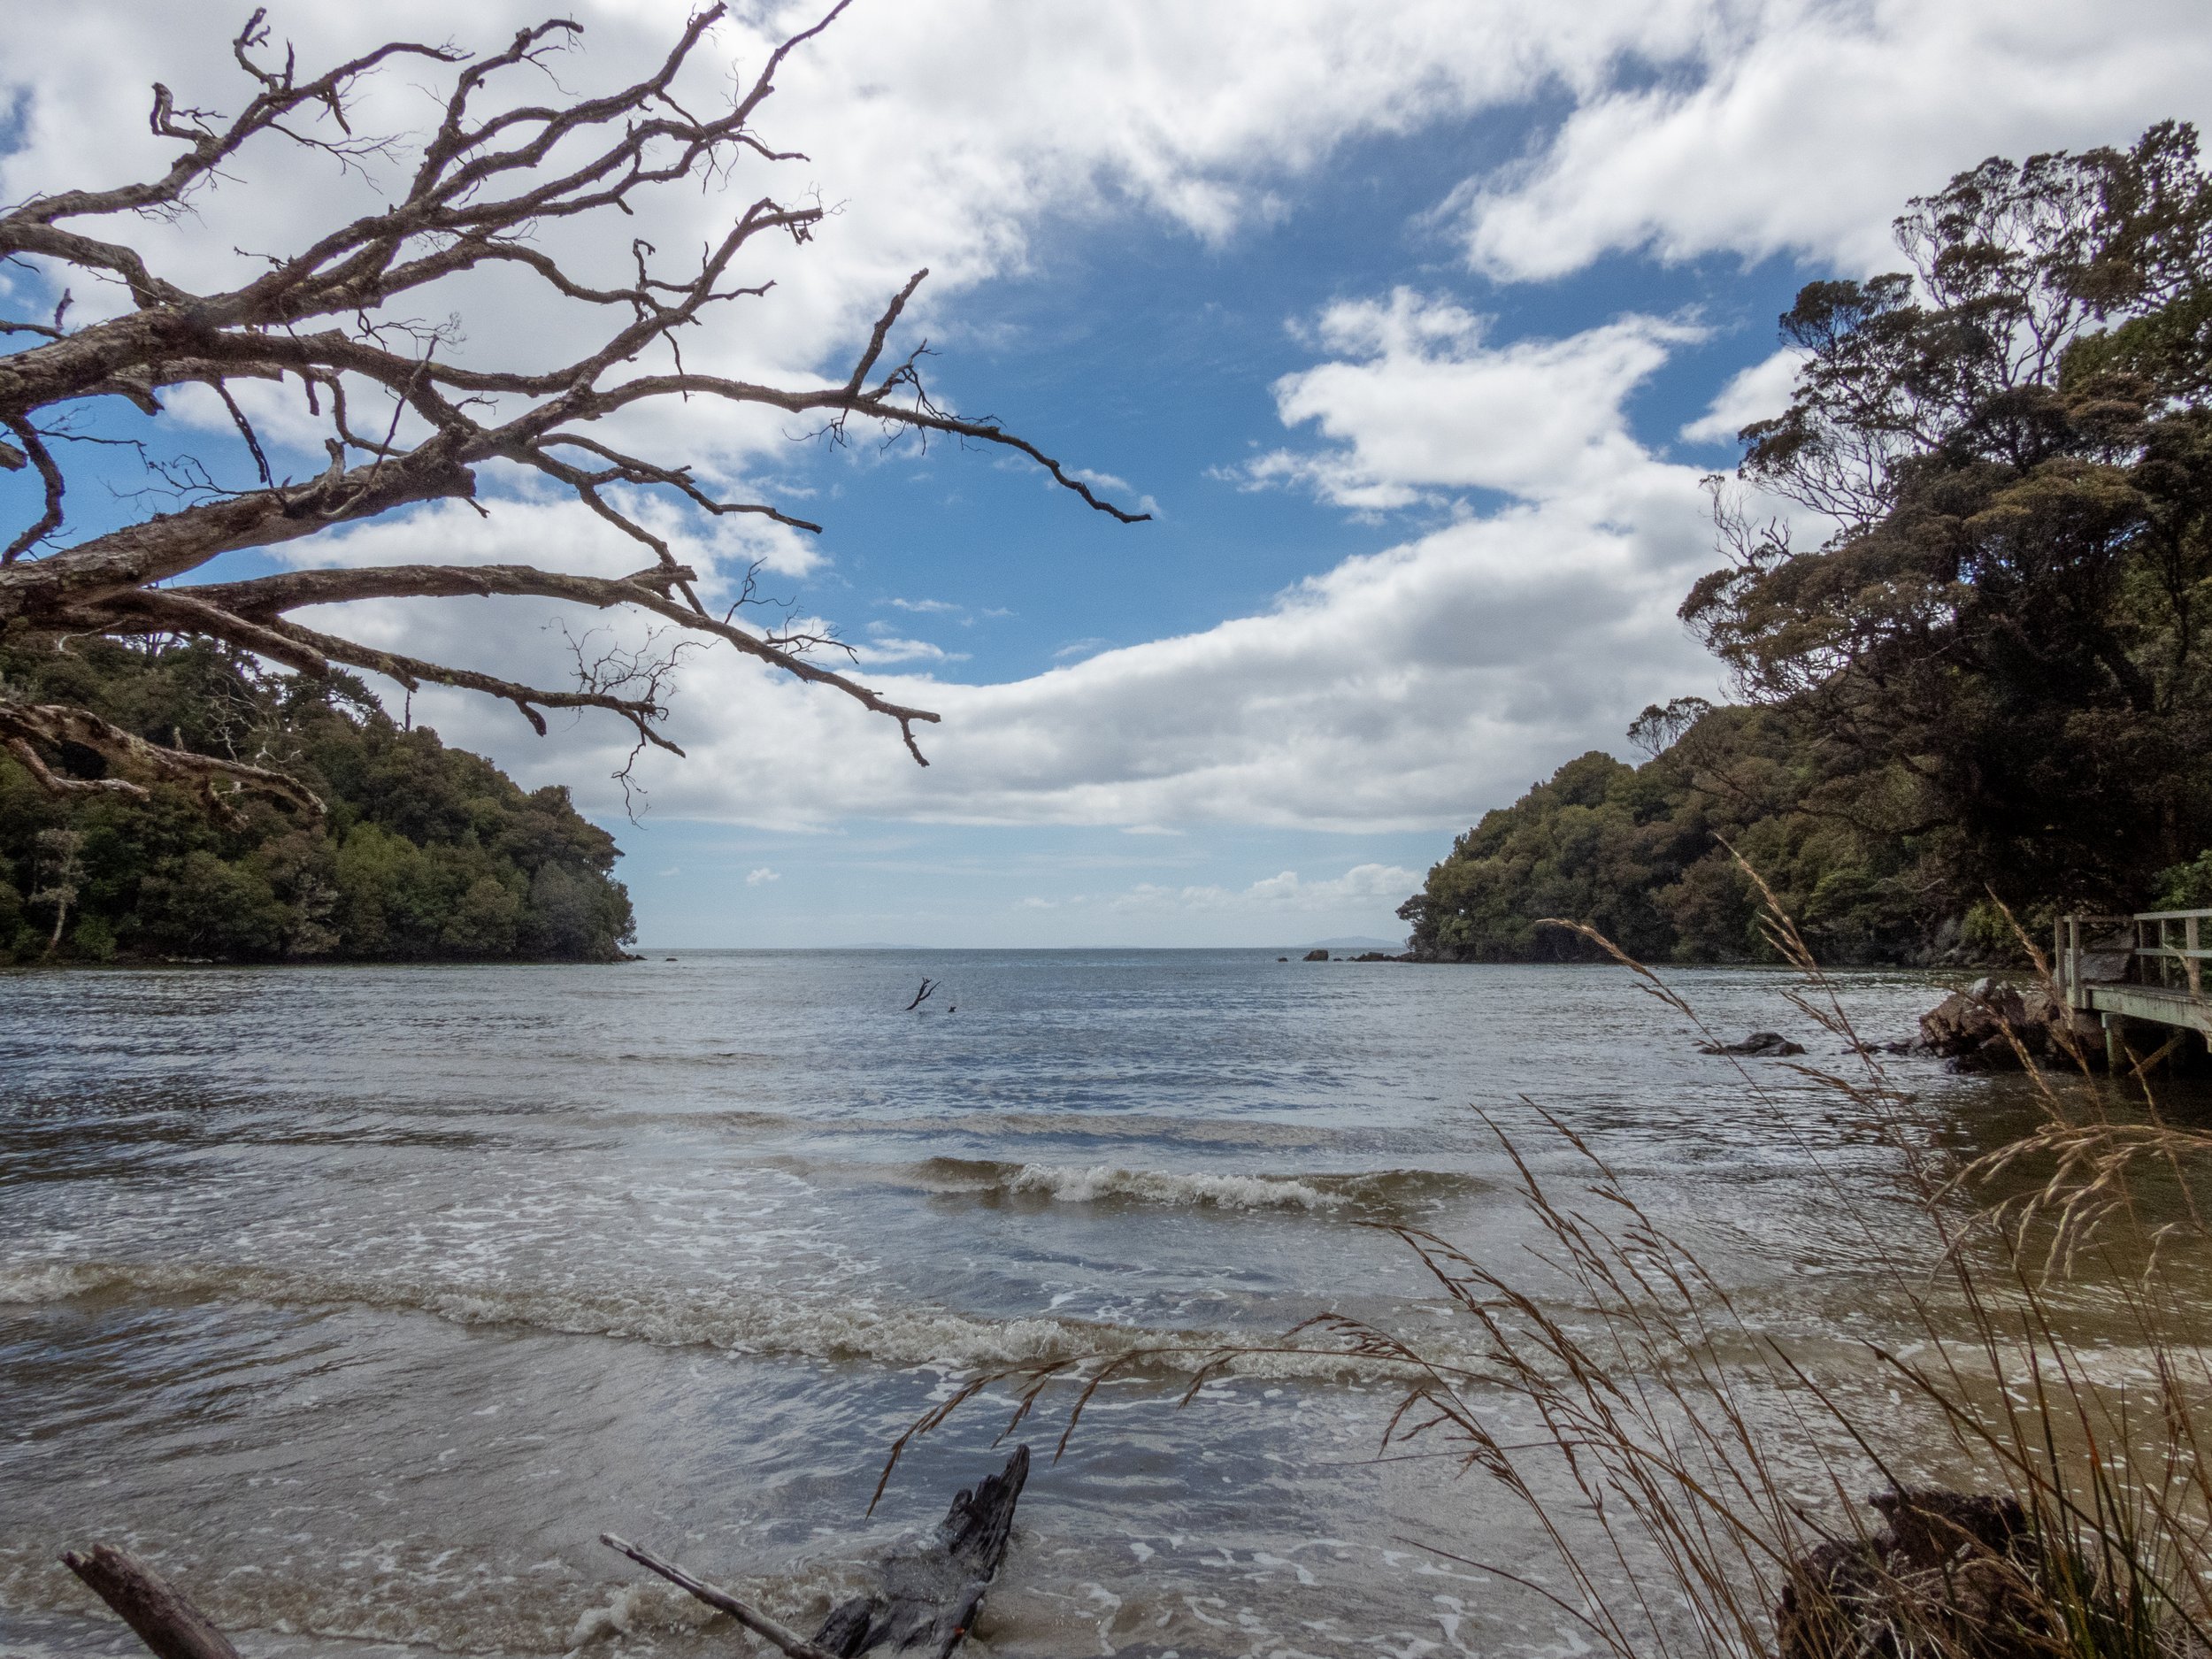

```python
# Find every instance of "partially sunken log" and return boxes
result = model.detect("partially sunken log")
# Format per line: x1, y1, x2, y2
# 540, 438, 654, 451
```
605, 1445, 1030, 1659
59, 1545, 241, 1659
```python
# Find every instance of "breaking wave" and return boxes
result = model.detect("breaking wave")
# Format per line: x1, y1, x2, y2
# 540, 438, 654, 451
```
912, 1157, 1480, 1214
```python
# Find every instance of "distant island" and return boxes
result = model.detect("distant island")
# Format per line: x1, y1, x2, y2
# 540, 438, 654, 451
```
1, 641, 635, 965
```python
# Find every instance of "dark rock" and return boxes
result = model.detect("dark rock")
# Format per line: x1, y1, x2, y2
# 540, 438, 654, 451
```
1302, 949, 1329, 961
1697, 1031, 1807, 1057
1916, 979, 2101, 1068
1778, 1486, 2042, 1659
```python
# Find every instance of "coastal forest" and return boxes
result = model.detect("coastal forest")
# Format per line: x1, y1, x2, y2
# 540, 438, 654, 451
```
0, 639, 636, 964
1402, 124, 2212, 964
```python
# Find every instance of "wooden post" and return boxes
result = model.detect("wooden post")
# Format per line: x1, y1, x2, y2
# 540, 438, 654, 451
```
2189, 914, 2201, 997
2105, 1013, 2127, 1073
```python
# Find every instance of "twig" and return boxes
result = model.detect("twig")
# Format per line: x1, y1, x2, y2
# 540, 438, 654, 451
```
598, 1534, 841, 1659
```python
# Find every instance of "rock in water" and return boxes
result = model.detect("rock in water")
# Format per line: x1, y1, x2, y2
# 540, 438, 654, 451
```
1302, 949, 1329, 961
1697, 1032, 1807, 1056
1778, 1486, 2038, 1659
1916, 979, 2102, 1067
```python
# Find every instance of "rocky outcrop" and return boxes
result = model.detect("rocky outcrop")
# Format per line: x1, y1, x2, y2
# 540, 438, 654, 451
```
1302, 949, 1329, 961
1915, 977, 2103, 1067
1778, 1487, 2040, 1659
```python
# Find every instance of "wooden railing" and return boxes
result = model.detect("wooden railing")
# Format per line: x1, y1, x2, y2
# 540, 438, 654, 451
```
2131, 909, 2211, 996
2057, 909, 2212, 1005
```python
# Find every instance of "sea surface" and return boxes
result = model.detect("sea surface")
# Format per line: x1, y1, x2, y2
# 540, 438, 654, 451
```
0, 951, 2165, 1658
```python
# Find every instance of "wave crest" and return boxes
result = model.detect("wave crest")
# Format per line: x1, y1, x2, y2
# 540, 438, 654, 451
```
917, 1158, 1477, 1213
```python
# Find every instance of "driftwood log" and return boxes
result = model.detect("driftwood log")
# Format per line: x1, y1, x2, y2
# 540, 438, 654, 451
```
58, 1545, 242, 1659
607, 1444, 1030, 1659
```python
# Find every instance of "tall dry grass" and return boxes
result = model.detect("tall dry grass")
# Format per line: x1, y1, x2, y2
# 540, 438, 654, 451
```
888, 869, 2212, 1659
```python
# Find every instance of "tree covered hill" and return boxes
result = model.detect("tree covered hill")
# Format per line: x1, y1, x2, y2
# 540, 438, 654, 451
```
1, 641, 635, 964
1404, 126, 2212, 964
1396, 703, 1949, 965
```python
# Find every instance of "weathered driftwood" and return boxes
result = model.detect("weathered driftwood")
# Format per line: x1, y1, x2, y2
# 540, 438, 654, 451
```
604, 1445, 1030, 1659
814, 1446, 1029, 1659
59, 1544, 242, 1659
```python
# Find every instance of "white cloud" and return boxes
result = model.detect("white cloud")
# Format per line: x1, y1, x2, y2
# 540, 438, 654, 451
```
14, 0, 2198, 849
1248, 291, 1701, 508
1459, 0, 2212, 280
745, 866, 781, 886
288, 292, 1728, 833
852, 625, 969, 666
887, 598, 964, 615
1680, 349, 1802, 446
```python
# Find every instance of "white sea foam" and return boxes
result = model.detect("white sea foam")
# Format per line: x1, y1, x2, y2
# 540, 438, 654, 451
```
1004, 1164, 1339, 1210
916, 1157, 1479, 1214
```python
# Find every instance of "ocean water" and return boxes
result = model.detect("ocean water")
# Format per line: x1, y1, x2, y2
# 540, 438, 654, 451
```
0, 951, 2135, 1658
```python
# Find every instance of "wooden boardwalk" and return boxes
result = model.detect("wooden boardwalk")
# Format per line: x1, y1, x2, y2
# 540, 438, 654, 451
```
2057, 909, 2212, 1064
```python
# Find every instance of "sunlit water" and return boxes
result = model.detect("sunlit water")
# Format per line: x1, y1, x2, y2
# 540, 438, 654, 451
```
0, 952, 2178, 1658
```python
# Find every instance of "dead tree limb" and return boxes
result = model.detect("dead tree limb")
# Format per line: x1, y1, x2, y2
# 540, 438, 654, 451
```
0, 4, 1144, 807
599, 1535, 845, 1659
59, 1545, 242, 1659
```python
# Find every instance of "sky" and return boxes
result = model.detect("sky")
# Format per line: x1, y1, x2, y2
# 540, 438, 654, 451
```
5, 0, 2211, 947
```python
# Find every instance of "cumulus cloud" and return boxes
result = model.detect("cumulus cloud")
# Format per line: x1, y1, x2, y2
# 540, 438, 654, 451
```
852, 625, 969, 666
280, 283, 1731, 834
746, 866, 781, 886
1248, 291, 1701, 508
1681, 349, 1803, 446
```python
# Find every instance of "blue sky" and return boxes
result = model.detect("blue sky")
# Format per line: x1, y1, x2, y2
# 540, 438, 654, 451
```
6, 0, 2209, 946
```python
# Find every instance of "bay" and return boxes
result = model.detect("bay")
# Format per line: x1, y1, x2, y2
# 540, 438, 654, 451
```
0, 951, 2098, 1657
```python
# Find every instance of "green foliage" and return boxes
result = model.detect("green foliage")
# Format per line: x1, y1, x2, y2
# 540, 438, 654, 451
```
1399, 706, 1931, 964
0, 641, 634, 964
2153, 849, 2212, 910
1409, 125, 2212, 960
1682, 123, 2212, 912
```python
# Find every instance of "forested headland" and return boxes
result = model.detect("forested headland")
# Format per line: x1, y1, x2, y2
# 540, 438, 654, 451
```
0, 640, 636, 964
1402, 124, 2212, 965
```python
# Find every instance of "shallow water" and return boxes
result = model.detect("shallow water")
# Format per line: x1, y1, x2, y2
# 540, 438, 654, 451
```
0, 952, 2177, 1657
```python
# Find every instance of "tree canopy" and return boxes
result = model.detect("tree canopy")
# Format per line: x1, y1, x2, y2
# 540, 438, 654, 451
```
1685, 121, 2212, 910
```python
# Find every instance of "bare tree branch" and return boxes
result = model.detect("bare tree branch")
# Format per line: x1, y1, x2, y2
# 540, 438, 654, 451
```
0, 3, 1141, 803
